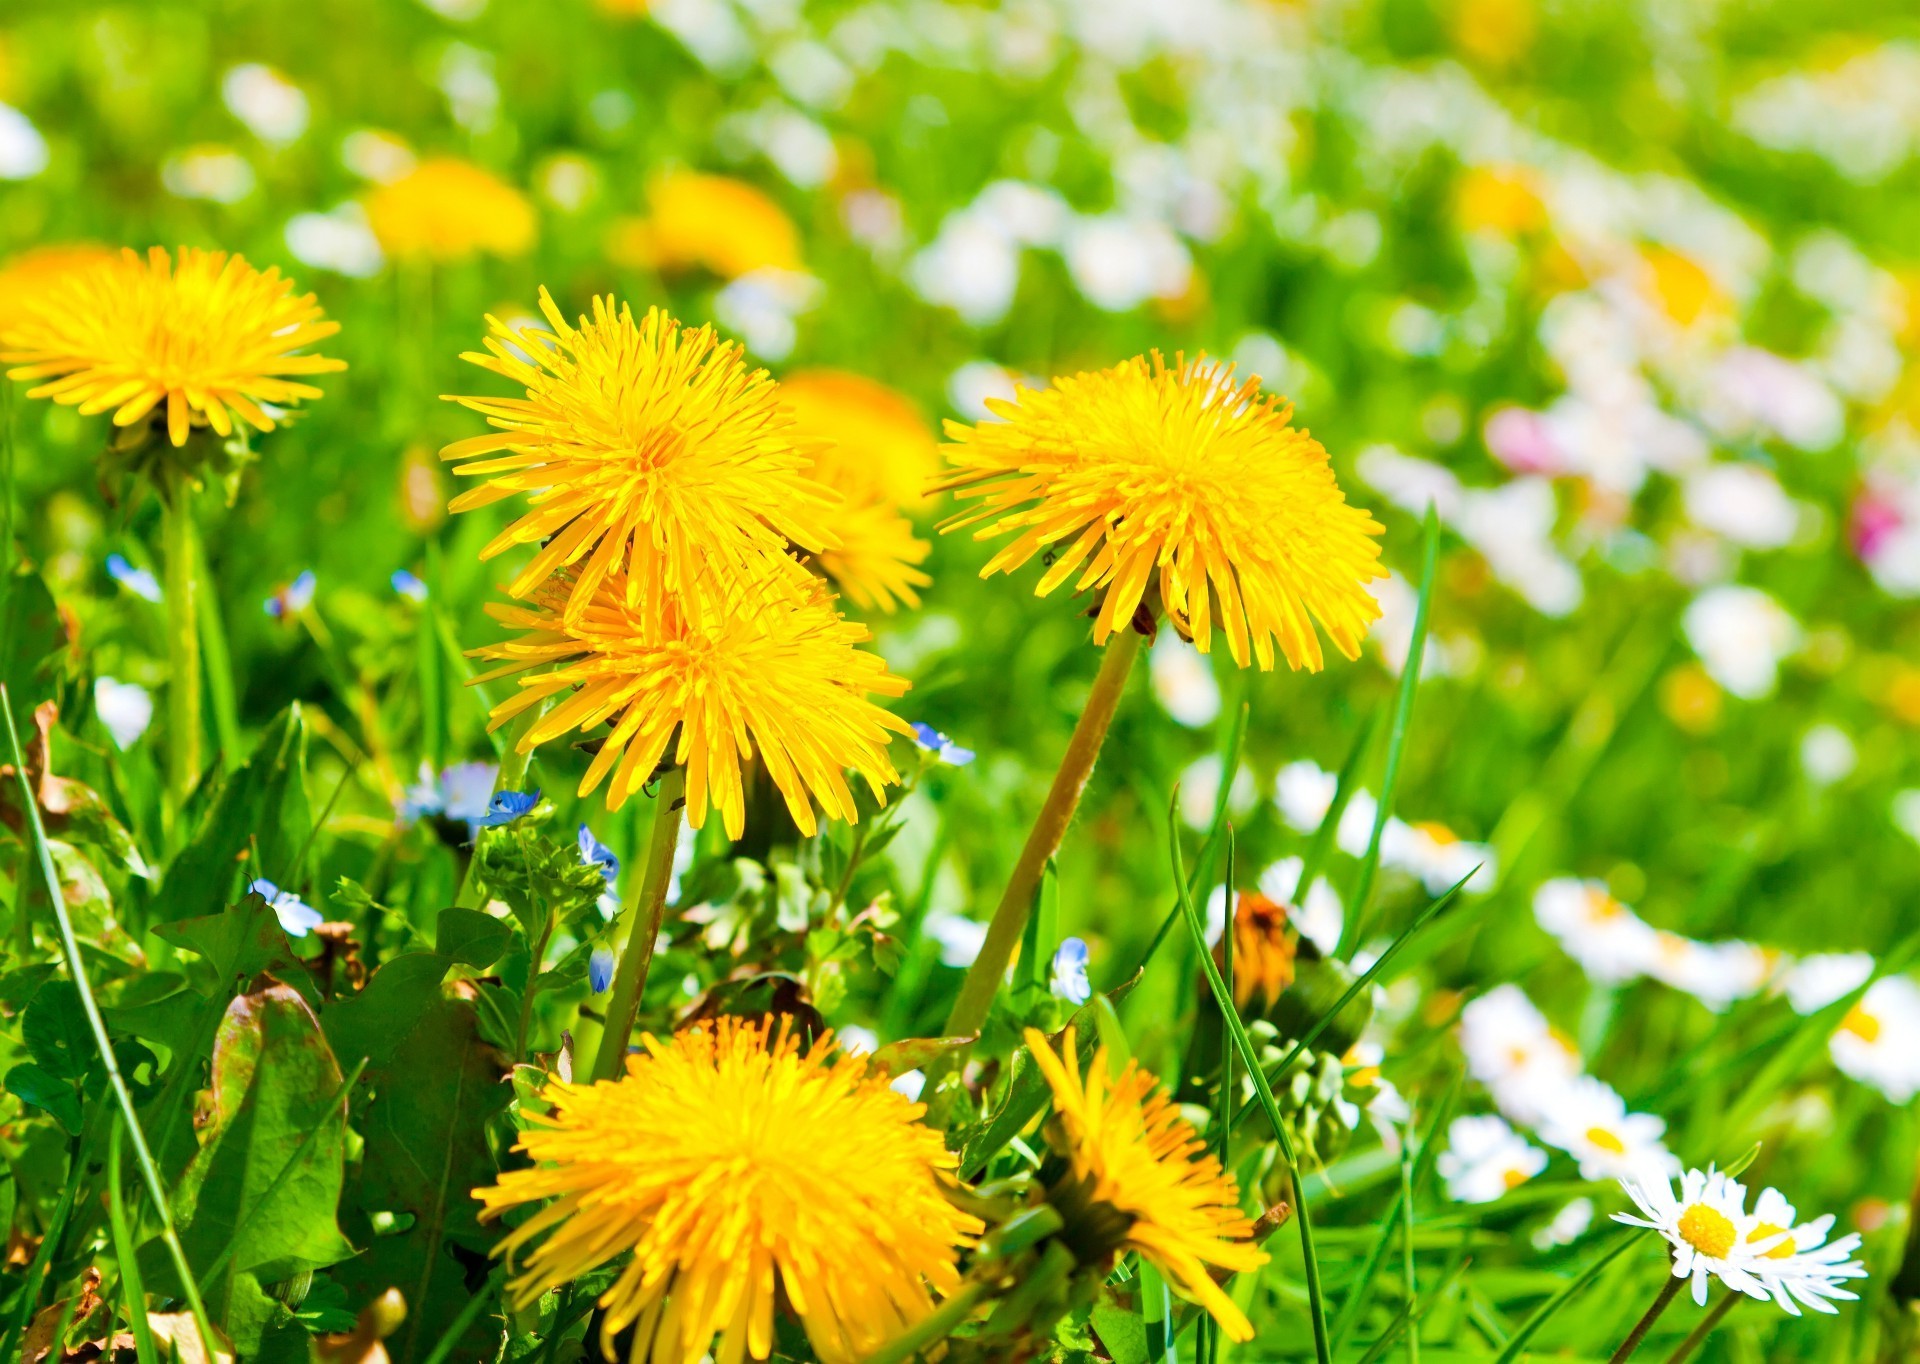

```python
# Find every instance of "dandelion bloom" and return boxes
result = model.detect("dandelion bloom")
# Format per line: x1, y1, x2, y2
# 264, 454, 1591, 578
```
472, 568, 910, 838
2, 246, 343, 448
608, 170, 800, 280
1222, 891, 1295, 1011
442, 289, 835, 623
1024, 1027, 1268, 1340
783, 370, 941, 511
474, 1018, 980, 1364
939, 354, 1385, 670
363, 158, 536, 262
0, 244, 115, 341
810, 492, 930, 613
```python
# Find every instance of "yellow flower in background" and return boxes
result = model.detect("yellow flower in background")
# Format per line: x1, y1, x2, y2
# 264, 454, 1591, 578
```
1025, 1027, 1269, 1341
2, 246, 344, 448
812, 494, 930, 613
1450, 0, 1536, 68
1457, 165, 1549, 238
0, 244, 115, 341
364, 158, 536, 262
471, 566, 910, 838
783, 369, 942, 510
474, 1018, 981, 1364
939, 353, 1385, 671
1640, 245, 1731, 331
608, 170, 801, 279
1222, 891, 1296, 1011
442, 289, 836, 625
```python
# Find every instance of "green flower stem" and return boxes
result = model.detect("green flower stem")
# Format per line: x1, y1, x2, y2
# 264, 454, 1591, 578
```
937, 626, 1142, 1056
859, 1280, 990, 1364
2, 686, 220, 1364
1607, 1275, 1684, 1364
161, 488, 202, 813
453, 701, 547, 910
590, 765, 688, 1082
1662, 1291, 1740, 1364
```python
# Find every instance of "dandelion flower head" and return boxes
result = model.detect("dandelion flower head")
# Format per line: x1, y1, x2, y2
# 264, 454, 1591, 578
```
443, 289, 836, 623
2, 246, 343, 449
363, 157, 537, 262
472, 566, 910, 838
474, 1018, 981, 1364
783, 369, 941, 511
1024, 1027, 1268, 1341
939, 353, 1386, 670
0, 244, 116, 341
610, 170, 801, 280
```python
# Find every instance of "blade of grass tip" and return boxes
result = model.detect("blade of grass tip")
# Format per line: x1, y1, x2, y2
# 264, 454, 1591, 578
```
1126, 700, 1249, 982
418, 1265, 506, 1364
1171, 797, 1332, 1364
1349, 1256, 1469, 1364
190, 531, 241, 774
1328, 1075, 1460, 1351
1295, 707, 1380, 909
1339, 507, 1439, 959
1233, 872, 1475, 1140
1, 685, 220, 1364
108, 1115, 161, 1364
1489, 1232, 1638, 1364
197, 1057, 367, 1291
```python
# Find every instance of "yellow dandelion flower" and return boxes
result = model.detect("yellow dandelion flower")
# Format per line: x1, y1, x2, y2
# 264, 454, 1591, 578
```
812, 493, 931, 613
363, 158, 537, 262
0, 244, 115, 341
1, 246, 344, 449
443, 289, 837, 625
607, 170, 801, 280
474, 1018, 981, 1364
471, 566, 910, 838
1025, 1027, 1269, 1341
783, 369, 942, 510
939, 354, 1386, 671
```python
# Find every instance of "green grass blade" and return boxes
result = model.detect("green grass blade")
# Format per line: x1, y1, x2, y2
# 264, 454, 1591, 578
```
191, 529, 241, 773
2, 683, 221, 1364
1349, 1256, 1468, 1364
1340, 506, 1439, 957
1170, 798, 1332, 1364
107, 1115, 161, 1364
1296, 706, 1380, 908
418, 1267, 505, 1364
1489, 1232, 1639, 1364
2, 1120, 92, 1358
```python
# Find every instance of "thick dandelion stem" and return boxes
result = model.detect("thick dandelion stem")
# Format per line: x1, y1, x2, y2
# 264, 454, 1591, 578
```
590, 765, 687, 1083
938, 626, 1143, 1053
1608, 1275, 1684, 1364
161, 489, 202, 812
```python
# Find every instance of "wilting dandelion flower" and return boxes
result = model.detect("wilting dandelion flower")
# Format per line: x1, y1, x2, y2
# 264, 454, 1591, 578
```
1024, 1027, 1268, 1340
1614, 1166, 1773, 1306
473, 1018, 980, 1364
2, 246, 343, 450
472, 568, 910, 839
363, 158, 536, 262
442, 290, 835, 623
1220, 891, 1296, 1011
938, 354, 1385, 670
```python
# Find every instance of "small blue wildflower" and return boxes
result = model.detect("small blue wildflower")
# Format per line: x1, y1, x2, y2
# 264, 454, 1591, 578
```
578, 824, 622, 917
472, 788, 541, 830
391, 569, 429, 602
106, 554, 162, 603
1050, 937, 1091, 1004
249, 878, 324, 938
397, 761, 506, 842
264, 570, 318, 619
910, 722, 976, 766
589, 947, 615, 994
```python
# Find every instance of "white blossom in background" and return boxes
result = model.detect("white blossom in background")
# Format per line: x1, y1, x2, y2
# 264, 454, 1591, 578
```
1535, 1076, 1679, 1181
222, 64, 309, 146
1438, 1114, 1547, 1204
946, 361, 1023, 420
1532, 1198, 1596, 1249
1062, 214, 1191, 312
1643, 934, 1773, 1013
0, 104, 49, 179
923, 912, 988, 969
1682, 585, 1800, 699
712, 269, 820, 360
1458, 986, 1581, 1126
1257, 856, 1343, 956
161, 147, 256, 203
1829, 976, 1920, 1103
437, 42, 500, 132
1781, 953, 1875, 1015
1149, 632, 1220, 728
286, 203, 385, 277
1683, 464, 1801, 550
1274, 759, 1337, 834
94, 678, 153, 749
341, 129, 416, 182
1799, 724, 1857, 785
1534, 878, 1660, 984
910, 211, 1022, 325
1177, 753, 1255, 832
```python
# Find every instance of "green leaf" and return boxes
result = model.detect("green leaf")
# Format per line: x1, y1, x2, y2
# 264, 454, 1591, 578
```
171, 984, 358, 1286
153, 893, 303, 986
5, 1061, 81, 1133
23, 979, 92, 1080
154, 705, 312, 924
334, 990, 510, 1363
434, 906, 511, 969
0, 569, 64, 714
1089, 1297, 1150, 1364
102, 974, 204, 1058
321, 952, 455, 1072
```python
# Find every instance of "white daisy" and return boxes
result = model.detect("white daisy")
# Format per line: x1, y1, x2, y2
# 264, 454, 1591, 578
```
1437, 1114, 1547, 1204
1389, 820, 1497, 894
1149, 631, 1221, 728
1830, 975, 1920, 1102
1535, 1076, 1678, 1181
1740, 1187, 1869, 1317
1274, 759, 1338, 834
1458, 985, 1582, 1126
1532, 1197, 1596, 1250
1256, 856, 1343, 956
1533, 878, 1659, 984
1613, 1166, 1772, 1306
1643, 933, 1774, 1013
1780, 952, 1874, 1015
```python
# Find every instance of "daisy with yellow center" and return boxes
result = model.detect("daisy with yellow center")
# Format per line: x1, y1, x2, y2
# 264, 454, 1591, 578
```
474, 1019, 982, 1364
1024, 1027, 1268, 1341
2, 245, 343, 449
1534, 1076, 1677, 1181
1436, 1114, 1546, 1205
363, 158, 537, 262
1740, 1188, 1869, 1317
1614, 1167, 1773, 1306
442, 289, 836, 624
471, 566, 910, 839
1830, 974, 1920, 1102
1532, 877, 1659, 985
938, 352, 1385, 671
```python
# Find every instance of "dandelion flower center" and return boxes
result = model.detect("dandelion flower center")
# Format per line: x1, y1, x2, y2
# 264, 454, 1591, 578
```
1747, 1221, 1797, 1260
1677, 1203, 1737, 1259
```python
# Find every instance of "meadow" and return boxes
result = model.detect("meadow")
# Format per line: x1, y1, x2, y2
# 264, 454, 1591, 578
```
0, 0, 1917, 1361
